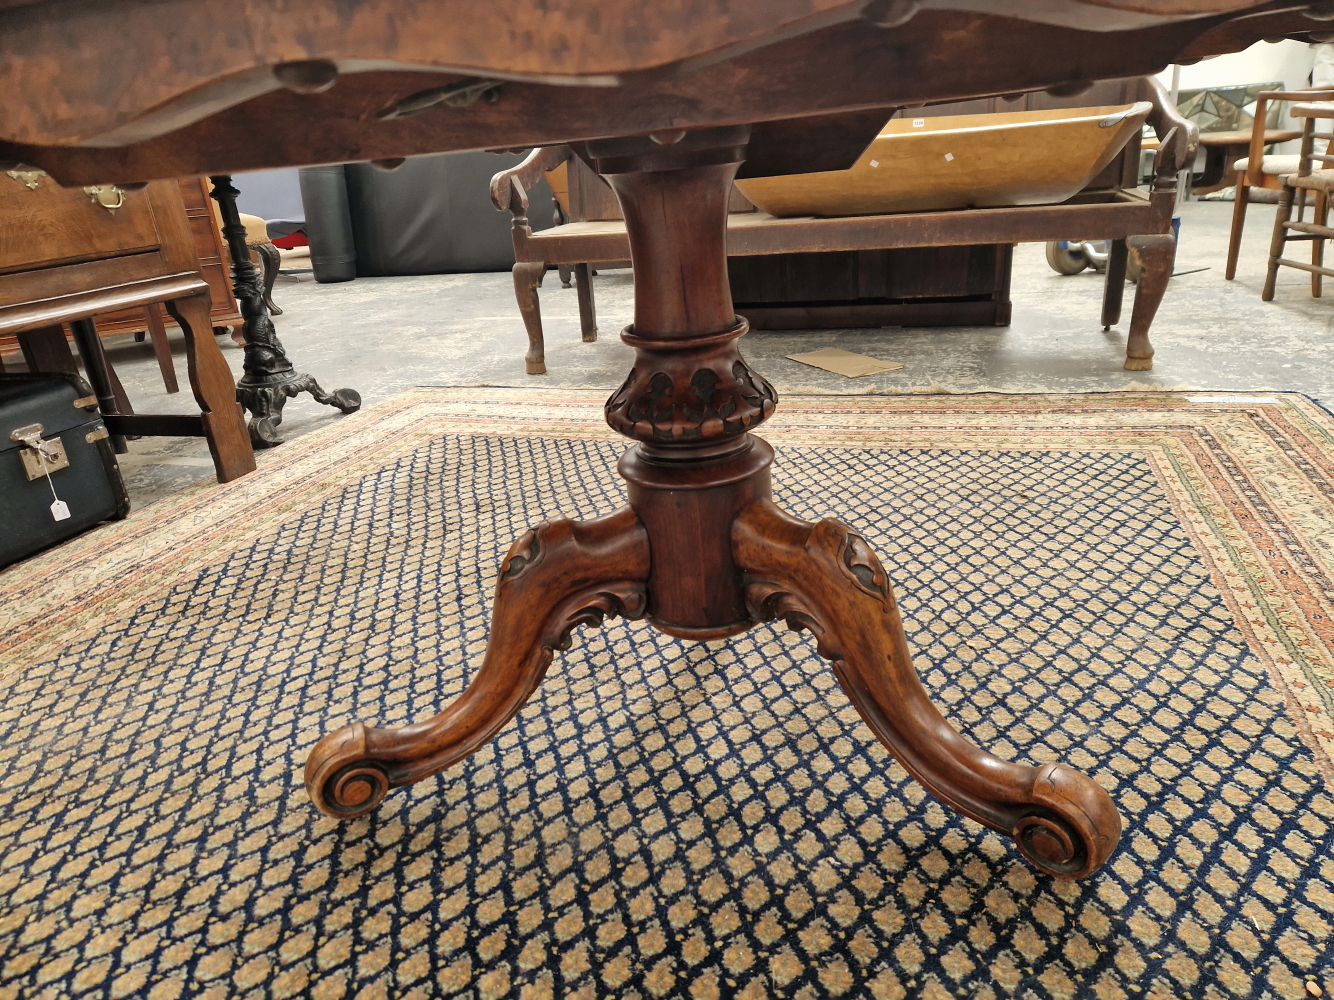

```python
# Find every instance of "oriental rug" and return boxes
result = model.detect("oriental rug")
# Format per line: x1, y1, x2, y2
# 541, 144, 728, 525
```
1, 389, 1332, 1000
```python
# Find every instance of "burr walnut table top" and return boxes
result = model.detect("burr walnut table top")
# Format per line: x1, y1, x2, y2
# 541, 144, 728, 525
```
0, 1, 1325, 185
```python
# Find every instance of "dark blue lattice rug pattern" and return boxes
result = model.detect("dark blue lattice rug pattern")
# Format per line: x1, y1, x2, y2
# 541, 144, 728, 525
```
0, 425, 1331, 1000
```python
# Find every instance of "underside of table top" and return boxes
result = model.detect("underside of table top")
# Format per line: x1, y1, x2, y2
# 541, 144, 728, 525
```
0, 0, 1326, 185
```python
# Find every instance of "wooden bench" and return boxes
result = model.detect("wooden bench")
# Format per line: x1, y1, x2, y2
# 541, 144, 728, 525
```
491, 76, 1195, 374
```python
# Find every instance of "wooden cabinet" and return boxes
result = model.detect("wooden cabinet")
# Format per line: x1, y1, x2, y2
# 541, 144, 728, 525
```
92, 178, 240, 338
0, 175, 239, 361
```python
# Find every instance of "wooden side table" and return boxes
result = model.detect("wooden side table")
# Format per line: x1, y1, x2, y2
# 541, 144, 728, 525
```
0, 177, 242, 395
4, 0, 1325, 882
0, 173, 255, 482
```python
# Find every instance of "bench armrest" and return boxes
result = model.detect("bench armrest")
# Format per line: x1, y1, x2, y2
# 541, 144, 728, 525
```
1137, 76, 1198, 175
489, 146, 574, 215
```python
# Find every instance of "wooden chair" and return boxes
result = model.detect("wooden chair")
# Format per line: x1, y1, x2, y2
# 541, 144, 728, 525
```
1262, 101, 1334, 299
491, 148, 611, 373
1224, 89, 1334, 281
492, 76, 1195, 373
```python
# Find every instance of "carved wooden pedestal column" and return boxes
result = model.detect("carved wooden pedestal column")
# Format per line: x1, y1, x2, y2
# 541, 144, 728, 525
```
306, 130, 1122, 880
211, 175, 361, 446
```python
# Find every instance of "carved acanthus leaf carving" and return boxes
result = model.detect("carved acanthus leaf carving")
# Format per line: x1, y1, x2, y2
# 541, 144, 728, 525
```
605, 356, 776, 443
546, 583, 648, 653
744, 579, 841, 662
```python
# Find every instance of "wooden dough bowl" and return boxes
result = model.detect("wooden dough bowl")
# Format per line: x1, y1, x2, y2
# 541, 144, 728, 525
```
735, 102, 1152, 217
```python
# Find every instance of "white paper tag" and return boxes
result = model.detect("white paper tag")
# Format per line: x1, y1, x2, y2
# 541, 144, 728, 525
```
944, 152, 954, 161
869, 159, 879, 168
912, 118, 925, 127
50, 499, 71, 522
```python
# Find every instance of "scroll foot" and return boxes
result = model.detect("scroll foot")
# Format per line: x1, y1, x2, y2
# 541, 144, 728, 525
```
306, 507, 650, 818
236, 375, 360, 446
733, 499, 1121, 879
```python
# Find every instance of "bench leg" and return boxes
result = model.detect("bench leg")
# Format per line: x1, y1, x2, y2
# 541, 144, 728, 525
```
1124, 234, 1174, 371
513, 261, 548, 375
575, 262, 598, 343
1101, 239, 1128, 329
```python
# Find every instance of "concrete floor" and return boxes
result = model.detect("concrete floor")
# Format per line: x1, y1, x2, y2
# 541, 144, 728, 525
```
16, 198, 1334, 508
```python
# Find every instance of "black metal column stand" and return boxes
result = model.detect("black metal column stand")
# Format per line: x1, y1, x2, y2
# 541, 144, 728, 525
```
210, 175, 360, 447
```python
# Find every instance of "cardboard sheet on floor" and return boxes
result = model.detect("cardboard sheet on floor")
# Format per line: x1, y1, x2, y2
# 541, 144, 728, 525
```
786, 348, 905, 378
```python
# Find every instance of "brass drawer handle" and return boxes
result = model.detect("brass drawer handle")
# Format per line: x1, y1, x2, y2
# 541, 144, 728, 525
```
83, 184, 125, 214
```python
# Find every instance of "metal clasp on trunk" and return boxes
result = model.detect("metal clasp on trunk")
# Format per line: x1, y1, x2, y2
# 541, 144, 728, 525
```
9, 423, 70, 480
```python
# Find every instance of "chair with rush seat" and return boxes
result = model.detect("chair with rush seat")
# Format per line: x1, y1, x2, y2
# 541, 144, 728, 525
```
1262, 99, 1334, 299
1224, 88, 1334, 282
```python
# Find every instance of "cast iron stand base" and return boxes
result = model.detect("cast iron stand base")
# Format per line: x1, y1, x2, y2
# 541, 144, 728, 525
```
303, 132, 1122, 880
210, 175, 361, 447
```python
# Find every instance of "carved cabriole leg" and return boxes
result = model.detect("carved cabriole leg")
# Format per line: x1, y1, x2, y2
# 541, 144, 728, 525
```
733, 500, 1122, 879
1123, 233, 1174, 371
306, 508, 650, 818
512, 260, 548, 374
